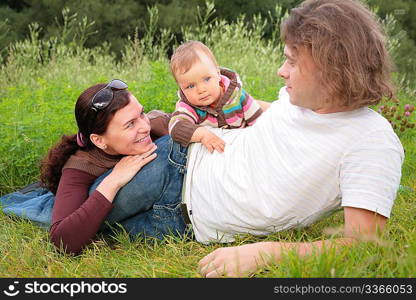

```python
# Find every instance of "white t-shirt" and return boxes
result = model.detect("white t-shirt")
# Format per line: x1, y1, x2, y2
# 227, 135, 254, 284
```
183, 87, 404, 243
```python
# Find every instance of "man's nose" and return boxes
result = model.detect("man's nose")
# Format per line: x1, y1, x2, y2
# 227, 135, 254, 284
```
277, 64, 289, 79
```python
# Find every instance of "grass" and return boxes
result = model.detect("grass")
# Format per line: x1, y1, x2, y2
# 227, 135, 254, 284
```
0, 5, 415, 278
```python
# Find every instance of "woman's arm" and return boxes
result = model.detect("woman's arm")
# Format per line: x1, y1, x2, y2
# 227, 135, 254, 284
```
198, 207, 386, 277
50, 147, 158, 254
50, 168, 114, 254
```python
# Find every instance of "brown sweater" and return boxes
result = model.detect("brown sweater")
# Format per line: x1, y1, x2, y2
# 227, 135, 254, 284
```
49, 110, 171, 254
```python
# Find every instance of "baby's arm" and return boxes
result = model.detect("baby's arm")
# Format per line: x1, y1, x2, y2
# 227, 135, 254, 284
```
169, 101, 225, 152
169, 101, 201, 147
241, 89, 263, 125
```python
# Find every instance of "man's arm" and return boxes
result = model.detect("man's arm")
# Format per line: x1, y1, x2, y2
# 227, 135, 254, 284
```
198, 207, 386, 277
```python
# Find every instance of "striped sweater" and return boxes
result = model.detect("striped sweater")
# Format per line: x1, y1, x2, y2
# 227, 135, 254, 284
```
169, 68, 263, 146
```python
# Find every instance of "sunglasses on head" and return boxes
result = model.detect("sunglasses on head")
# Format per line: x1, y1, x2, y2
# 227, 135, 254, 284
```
91, 79, 128, 112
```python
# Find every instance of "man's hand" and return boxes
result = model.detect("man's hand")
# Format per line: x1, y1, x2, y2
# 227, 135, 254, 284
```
198, 242, 274, 277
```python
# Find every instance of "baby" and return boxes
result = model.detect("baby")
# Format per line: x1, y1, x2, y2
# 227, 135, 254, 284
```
168, 41, 263, 153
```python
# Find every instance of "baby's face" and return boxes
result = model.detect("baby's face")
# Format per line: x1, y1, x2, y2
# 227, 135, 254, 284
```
176, 54, 222, 107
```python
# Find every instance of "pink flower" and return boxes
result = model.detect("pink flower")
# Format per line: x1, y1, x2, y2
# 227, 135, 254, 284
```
404, 104, 410, 111
378, 105, 384, 113
405, 111, 411, 117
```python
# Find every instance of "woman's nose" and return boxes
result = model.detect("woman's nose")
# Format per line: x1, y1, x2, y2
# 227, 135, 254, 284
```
138, 117, 151, 132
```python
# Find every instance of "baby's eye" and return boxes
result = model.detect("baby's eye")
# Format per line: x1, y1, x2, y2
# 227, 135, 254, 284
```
186, 84, 194, 89
204, 77, 211, 82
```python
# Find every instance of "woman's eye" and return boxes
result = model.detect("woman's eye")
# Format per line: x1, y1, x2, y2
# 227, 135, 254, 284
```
127, 121, 135, 128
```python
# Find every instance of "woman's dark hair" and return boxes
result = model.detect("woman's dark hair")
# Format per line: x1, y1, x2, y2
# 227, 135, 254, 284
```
40, 83, 131, 194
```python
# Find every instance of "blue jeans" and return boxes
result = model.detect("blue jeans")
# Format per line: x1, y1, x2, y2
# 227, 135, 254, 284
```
0, 183, 53, 229
89, 135, 189, 240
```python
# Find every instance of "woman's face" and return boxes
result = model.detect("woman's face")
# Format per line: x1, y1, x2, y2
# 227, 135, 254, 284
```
98, 94, 154, 155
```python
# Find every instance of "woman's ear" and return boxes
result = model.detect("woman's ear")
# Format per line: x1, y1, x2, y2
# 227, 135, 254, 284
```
90, 133, 107, 150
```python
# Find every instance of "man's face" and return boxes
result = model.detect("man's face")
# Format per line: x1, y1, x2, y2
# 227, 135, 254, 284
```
278, 45, 327, 112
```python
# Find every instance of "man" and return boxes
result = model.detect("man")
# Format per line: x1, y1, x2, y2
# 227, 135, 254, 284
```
197, 0, 404, 277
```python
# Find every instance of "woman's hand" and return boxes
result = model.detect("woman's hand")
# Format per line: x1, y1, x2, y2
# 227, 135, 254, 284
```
96, 144, 157, 202
111, 144, 158, 188
198, 242, 277, 277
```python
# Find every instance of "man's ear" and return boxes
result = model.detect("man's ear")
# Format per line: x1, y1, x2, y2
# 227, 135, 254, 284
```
90, 133, 107, 150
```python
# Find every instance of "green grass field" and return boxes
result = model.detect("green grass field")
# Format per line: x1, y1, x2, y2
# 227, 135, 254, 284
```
0, 7, 415, 277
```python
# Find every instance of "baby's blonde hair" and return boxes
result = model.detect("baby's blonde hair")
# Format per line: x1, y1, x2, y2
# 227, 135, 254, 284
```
170, 41, 218, 80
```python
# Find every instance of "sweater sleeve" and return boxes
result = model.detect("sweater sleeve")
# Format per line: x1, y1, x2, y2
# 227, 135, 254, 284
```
168, 101, 201, 147
241, 89, 263, 125
148, 109, 171, 140
50, 168, 114, 255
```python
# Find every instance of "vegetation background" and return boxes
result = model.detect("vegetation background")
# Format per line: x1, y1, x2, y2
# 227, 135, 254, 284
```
1, 0, 416, 78
0, 0, 415, 277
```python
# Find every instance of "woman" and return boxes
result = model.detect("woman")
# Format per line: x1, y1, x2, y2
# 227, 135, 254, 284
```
41, 79, 179, 254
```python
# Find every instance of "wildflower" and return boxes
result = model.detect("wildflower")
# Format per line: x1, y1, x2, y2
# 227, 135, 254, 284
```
404, 111, 411, 117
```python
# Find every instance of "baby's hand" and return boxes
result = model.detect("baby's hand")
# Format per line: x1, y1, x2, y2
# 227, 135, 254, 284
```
191, 127, 225, 153
200, 130, 225, 153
